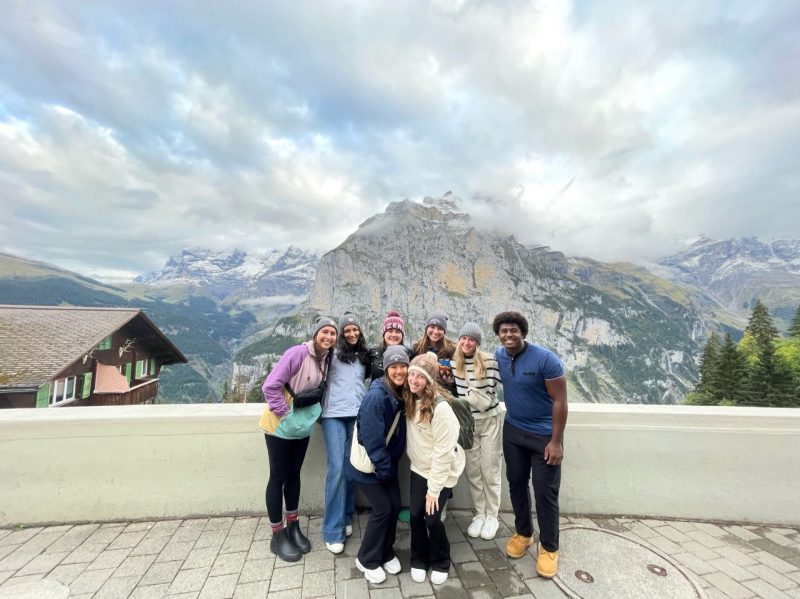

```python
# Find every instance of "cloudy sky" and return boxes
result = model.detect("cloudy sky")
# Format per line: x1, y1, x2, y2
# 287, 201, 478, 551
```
1, 1, 798, 281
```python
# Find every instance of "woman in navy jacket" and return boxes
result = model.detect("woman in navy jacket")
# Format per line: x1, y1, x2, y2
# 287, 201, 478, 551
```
345, 345, 408, 584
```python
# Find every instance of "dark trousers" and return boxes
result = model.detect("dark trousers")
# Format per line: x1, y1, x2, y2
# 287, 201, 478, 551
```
357, 478, 401, 569
409, 470, 453, 573
264, 434, 310, 523
503, 421, 561, 551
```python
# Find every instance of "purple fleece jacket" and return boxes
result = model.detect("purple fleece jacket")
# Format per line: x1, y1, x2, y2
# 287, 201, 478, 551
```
262, 341, 327, 417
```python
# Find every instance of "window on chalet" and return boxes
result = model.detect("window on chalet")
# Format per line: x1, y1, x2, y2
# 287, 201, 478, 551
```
50, 376, 77, 405
98, 336, 112, 350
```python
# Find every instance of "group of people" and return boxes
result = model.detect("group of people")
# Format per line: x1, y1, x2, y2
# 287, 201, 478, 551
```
259, 308, 568, 585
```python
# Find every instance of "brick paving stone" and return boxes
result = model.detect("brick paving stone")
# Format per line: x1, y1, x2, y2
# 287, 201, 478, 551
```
590, 518, 627, 533
245, 541, 270, 562
467, 587, 504, 599
139, 560, 182, 586
788, 571, 800, 584
111, 554, 157, 578
450, 542, 478, 564
0, 543, 19, 561
368, 588, 404, 599
725, 525, 762, 542
716, 544, 759, 566
454, 562, 491, 589
766, 531, 799, 548
184, 546, 222, 570
643, 535, 682, 555
744, 578, 796, 598
703, 571, 756, 599
0, 571, 12, 585
233, 580, 269, 599
687, 529, 729, 548
129, 582, 170, 598
302, 570, 336, 597
205, 518, 235, 532
669, 521, 698, 533
15, 550, 68, 576
238, 558, 273, 584
269, 563, 303, 591
108, 530, 148, 550
672, 552, 718, 576
62, 540, 111, 565
252, 520, 270, 542
747, 564, 797, 590
752, 550, 799, 573
18, 530, 68, 555
168, 593, 200, 599
86, 525, 125, 545
488, 568, 527, 596
398, 571, 434, 597
431, 574, 467, 599
0, 573, 45, 590
335, 556, 360, 581
681, 541, 721, 561
46, 562, 88, 585
693, 522, 728, 537
0, 547, 39, 571
654, 525, 694, 543
145, 520, 182, 538
210, 551, 247, 577
199, 574, 238, 599
124, 522, 155, 533
0, 528, 43, 547
708, 556, 759, 582
524, 578, 568, 599
129, 535, 170, 556
622, 522, 660, 539
220, 534, 254, 555
69, 567, 115, 594
303, 549, 334, 574
229, 518, 259, 537
753, 538, 800, 559
87, 547, 133, 570
168, 567, 211, 594
156, 539, 195, 562
508, 552, 538, 581
474, 548, 510, 572
335, 577, 369, 599
94, 574, 139, 599
196, 530, 228, 551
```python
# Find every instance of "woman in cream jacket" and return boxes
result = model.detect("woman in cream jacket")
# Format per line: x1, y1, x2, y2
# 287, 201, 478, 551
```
404, 352, 465, 585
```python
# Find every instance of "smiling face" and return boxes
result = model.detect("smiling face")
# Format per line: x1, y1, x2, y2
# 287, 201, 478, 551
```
498, 323, 525, 355
315, 325, 338, 350
459, 335, 478, 357
343, 324, 360, 346
384, 328, 404, 346
407, 370, 428, 395
386, 363, 408, 387
426, 325, 445, 345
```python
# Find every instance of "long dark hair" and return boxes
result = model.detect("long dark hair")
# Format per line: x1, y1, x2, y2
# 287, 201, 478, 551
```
337, 326, 370, 365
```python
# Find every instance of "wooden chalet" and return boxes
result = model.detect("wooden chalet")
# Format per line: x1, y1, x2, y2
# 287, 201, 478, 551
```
0, 305, 188, 408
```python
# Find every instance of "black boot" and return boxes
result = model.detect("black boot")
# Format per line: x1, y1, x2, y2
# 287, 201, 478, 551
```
286, 519, 311, 554
270, 527, 302, 562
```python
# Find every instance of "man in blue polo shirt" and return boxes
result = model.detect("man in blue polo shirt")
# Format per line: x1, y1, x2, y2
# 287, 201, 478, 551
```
493, 311, 568, 579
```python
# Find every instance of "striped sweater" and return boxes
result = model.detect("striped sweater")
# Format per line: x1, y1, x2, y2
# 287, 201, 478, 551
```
452, 354, 501, 420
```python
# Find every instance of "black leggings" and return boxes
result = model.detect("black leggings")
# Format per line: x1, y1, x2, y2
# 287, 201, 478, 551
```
264, 434, 310, 523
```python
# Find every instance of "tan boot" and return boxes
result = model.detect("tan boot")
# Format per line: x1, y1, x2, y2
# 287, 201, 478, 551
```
505, 533, 533, 558
536, 545, 559, 578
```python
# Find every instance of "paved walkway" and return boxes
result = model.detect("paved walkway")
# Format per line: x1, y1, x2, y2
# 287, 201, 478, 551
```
1, 511, 799, 598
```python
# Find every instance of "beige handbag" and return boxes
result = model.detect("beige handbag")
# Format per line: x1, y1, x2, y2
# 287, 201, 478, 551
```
464, 375, 496, 412
350, 411, 401, 474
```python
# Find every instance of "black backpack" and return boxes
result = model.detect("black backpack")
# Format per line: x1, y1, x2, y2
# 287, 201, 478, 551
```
435, 395, 475, 450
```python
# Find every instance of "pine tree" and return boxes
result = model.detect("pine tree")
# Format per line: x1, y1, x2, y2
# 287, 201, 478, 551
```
789, 304, 800, 339
695, 332, 722, 404
715, 334, 749, 405
743, 301, 794, 407
745, 300, 779, 349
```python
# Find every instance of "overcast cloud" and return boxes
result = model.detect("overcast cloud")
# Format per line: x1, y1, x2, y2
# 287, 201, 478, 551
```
1, 0, 798, 281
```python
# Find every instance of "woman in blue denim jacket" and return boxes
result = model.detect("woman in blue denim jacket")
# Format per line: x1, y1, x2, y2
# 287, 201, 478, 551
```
320, 312, 371, 554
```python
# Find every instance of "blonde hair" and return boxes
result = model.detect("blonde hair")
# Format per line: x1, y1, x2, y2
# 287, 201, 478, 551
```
452, 346, 488, 381
403, 377, 446, 425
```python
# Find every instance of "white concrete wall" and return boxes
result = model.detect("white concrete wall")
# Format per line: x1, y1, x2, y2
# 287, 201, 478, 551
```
1, 404, 798, 527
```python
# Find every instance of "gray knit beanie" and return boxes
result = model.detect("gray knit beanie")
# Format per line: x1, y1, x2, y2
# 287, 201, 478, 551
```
424, 312, 448, 333
458, 322, 482, 345
311, 316, 338, 339
382, 345, 410, 370
339, 311, 361, 331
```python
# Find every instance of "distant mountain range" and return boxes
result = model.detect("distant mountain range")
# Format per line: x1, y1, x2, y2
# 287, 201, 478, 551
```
3, 199, 799, 404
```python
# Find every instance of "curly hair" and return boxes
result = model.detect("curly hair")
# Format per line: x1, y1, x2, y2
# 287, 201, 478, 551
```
403, 376, 446, 425
492, 311, 529, 337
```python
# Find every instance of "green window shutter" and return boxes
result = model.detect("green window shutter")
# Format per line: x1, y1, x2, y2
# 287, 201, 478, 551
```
82, 373, 92, 398
150, 358, 156, 375
125, 363, 132, 384
36, 384, 51, 408
99, 336, 112, 350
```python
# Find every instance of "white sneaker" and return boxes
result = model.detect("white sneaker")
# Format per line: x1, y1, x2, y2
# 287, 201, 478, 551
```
467, 514, 486, 538
480, 516, 499, 540
430, 570, 449, 585
383, 556, 401, 574
325, 541, 344, 554
411, 567, 426, 582
345, 524, 353, 537
355, 558, 386, 584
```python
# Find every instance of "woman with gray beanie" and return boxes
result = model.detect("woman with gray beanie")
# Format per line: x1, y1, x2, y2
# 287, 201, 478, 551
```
451, 322, 503, 540
320, 312, 370, 554
345, 345, 409, 584
260, 316, 338, 562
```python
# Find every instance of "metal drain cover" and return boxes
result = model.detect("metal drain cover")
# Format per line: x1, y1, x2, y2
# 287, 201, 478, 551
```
553, 526, 706, 598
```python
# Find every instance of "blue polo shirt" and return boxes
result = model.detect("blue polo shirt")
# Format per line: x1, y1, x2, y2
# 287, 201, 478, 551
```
495, 342, 565, 435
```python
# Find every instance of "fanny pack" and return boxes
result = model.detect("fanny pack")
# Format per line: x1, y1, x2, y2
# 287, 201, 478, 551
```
283, 351, 332, 409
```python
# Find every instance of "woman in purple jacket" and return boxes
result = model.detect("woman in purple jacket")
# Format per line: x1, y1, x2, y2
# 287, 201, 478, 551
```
259, 316, 338, 562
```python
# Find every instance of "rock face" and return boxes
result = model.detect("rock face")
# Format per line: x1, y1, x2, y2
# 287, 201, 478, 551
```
301, 195, 717, 404
658, 237, 800, 326
136, 246, 319, 303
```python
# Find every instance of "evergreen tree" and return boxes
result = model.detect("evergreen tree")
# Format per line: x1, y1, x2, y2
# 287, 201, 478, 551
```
695, 332, 722, 404
789, 304, 800, 339
743, 301, 794, 407
715, 334, 749, 405
745, 300, 779, 349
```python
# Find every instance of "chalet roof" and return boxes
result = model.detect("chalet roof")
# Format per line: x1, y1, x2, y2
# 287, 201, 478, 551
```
0, 305, 187, 390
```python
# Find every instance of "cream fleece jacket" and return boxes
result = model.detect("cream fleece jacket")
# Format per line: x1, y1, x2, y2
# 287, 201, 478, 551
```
406, 396, 466, 496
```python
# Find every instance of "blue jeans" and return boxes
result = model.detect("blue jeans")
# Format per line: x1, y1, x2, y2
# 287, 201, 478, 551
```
321, 417, 356, 543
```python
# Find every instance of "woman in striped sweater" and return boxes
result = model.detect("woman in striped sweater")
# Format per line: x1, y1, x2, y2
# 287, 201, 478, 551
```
451, 322, 503, 540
